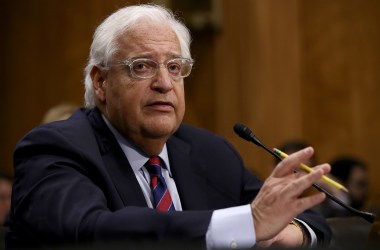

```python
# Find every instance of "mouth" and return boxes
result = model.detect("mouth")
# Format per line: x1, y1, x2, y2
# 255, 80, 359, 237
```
146, 101, 174, 111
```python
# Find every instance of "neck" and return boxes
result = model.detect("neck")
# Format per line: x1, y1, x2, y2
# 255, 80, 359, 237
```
132, 137, 168, 157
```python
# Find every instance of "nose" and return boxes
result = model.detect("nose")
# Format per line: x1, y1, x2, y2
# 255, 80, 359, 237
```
151, 65, 174, 93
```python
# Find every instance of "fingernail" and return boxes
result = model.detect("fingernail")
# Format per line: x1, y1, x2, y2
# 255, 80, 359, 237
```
304, 147, 312, 154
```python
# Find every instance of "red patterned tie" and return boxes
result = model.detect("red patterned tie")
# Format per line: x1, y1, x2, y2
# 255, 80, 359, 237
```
145, 157, 175, 211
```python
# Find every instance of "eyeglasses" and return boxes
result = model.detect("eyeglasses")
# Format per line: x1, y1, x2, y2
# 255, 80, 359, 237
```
106, 57, 194, 80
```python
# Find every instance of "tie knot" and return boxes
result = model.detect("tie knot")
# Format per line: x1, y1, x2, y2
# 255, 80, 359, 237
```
148, 156, 161, 165
145, 156, 162, 176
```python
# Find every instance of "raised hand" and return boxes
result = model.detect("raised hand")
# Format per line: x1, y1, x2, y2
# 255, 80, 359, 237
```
251, 147, 330, 243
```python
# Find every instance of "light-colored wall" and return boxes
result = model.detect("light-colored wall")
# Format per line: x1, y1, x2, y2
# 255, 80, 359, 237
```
1, 0, 379, 209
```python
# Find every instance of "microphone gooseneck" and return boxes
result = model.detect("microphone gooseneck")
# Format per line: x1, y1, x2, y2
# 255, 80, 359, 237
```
233, 122, 376, 223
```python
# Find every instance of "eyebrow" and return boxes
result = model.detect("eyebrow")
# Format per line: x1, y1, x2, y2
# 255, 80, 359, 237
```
126, 53, 183, 61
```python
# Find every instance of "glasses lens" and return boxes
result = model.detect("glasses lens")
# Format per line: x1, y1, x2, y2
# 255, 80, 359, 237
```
167, 58, 193, 78
180, 59, 193, 77
131, 59, 157, 78
167, 59, 182, 77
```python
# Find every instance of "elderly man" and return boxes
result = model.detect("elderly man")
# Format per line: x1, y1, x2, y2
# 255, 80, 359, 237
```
6, 4, 331, 249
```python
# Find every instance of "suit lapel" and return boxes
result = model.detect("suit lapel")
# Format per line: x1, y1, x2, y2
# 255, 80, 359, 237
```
167, 136, 209, 210
88, 109, 147, 208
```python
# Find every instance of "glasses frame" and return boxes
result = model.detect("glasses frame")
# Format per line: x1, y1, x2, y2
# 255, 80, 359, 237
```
105, 57, 194, 80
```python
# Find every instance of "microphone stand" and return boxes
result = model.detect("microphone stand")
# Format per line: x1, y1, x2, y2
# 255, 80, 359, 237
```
234, 123, 376, 223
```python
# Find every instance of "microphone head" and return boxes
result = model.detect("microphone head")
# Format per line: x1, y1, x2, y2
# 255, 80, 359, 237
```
233, 123, 262, 146
234, 123, 257, 144
233, 123, 251, 141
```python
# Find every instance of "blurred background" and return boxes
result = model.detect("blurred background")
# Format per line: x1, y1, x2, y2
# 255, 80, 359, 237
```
1, 0, 379, 212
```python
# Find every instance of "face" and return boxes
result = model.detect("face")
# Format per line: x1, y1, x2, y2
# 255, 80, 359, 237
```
347, 166, 369, 208
92, 21, 186, 154
0, 179, 12, 225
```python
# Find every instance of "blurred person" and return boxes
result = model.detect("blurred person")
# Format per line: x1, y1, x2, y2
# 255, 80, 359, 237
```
41, 103, 79, 124
6, 4, 332, 249
331, 157, 369, 211
318, 156, 369, 218
0, 173, 12, 247
0, 174, 12, 226
368, 220, 380, 246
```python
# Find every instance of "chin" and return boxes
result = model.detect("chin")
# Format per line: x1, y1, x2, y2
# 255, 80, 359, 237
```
143, 121, 179, 139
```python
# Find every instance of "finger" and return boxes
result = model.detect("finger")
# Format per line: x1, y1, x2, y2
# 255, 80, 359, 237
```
312, 163, 331, 176
297, 162, 331, 176
293, 191, 326, 214
285, 164, 330, 198
292, 170, 306, 180
273, 147, 314, 177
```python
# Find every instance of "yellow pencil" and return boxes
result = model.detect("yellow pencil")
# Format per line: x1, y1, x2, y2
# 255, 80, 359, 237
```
273, 148, 349, 193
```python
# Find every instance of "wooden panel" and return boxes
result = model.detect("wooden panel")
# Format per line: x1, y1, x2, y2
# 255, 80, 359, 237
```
300, 0, 380, 210
213, 0, 303, 178
211, 0, 380, 208
0, 0, 143, 174
1, 0, 379, 210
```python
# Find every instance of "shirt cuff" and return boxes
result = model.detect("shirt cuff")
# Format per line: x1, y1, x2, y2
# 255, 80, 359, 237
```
206, 204, 255, 249
294, 218, 317, 247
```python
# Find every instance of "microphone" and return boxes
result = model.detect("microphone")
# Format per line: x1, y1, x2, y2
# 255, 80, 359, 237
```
233, 122, 376, 223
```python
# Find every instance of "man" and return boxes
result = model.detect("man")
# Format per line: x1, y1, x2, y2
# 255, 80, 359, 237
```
317, 156, 369, 218
0, 173, 12, 245
6, 4, 331, 249
0, 174, 12, 226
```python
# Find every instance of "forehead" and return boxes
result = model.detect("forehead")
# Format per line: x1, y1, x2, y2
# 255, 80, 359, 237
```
115, 21, 181, 59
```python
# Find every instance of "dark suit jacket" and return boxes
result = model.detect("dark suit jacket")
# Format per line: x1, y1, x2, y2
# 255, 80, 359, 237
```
6, 108, 331, 248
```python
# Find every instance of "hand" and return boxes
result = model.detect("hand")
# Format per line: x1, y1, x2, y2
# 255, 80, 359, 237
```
251, 147, 330, 243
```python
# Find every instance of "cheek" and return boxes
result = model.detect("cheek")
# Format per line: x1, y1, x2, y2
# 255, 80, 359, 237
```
112, 89, 140, 114
106, 74, 136, 101
105, 81, 141, 114
176, 85, 186, 113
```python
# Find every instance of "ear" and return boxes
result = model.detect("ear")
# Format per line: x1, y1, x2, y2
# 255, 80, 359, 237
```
90, 65, 107, 103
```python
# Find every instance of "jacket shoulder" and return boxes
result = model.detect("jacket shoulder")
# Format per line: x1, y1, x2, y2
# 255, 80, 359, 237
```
15, 108, 102, 157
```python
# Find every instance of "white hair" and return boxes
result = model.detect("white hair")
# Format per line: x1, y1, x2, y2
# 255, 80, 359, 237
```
83, 4, 192, 108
